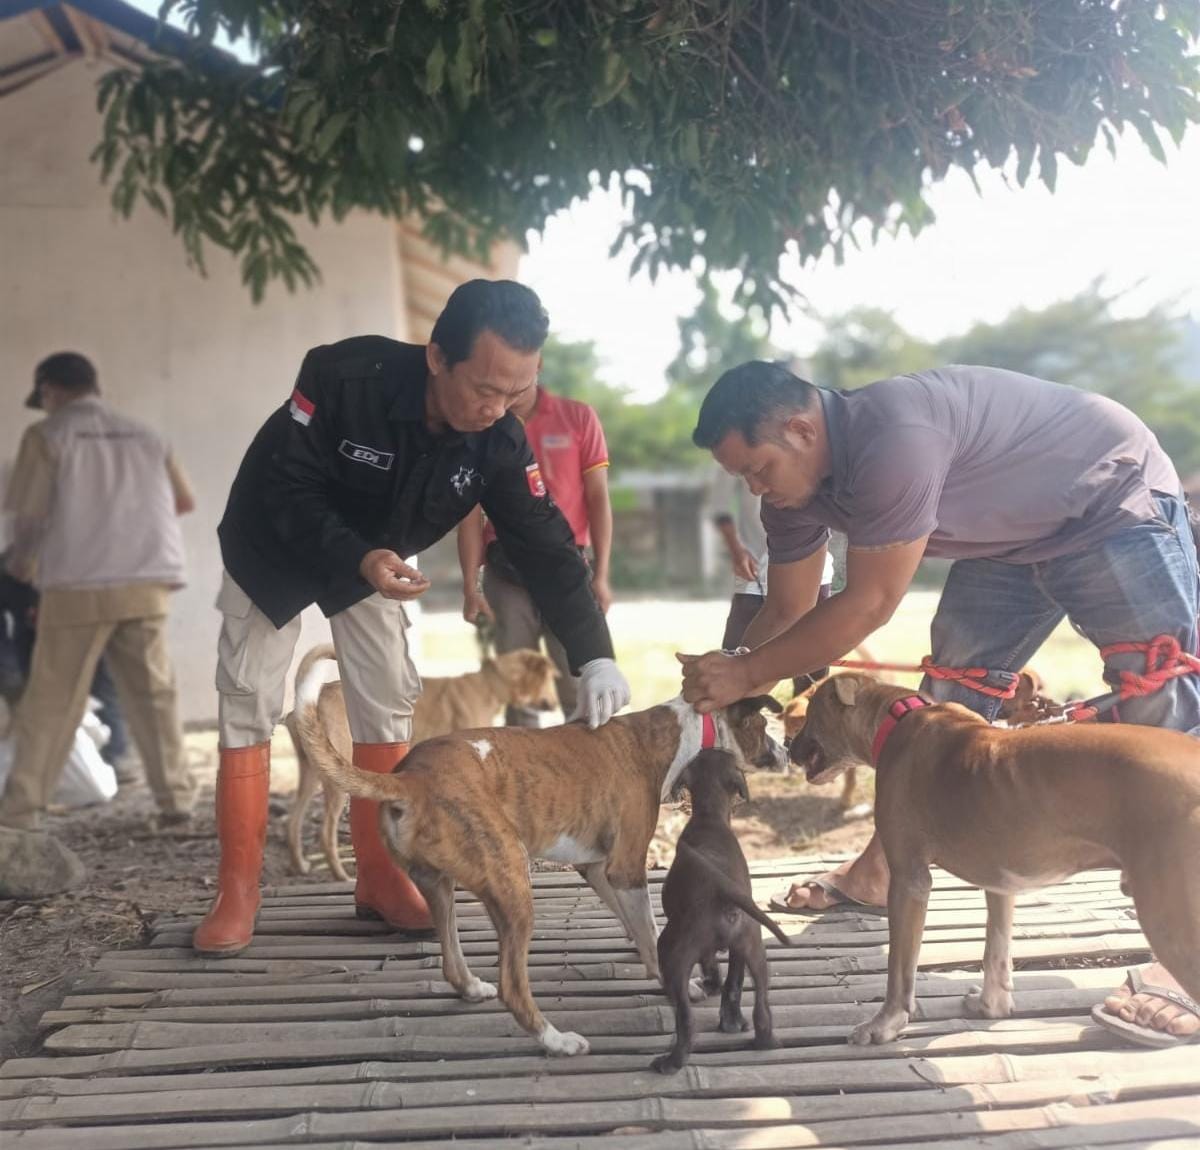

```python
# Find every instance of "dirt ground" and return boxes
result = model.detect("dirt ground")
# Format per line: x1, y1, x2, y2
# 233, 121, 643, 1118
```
0, 725, 874, 1063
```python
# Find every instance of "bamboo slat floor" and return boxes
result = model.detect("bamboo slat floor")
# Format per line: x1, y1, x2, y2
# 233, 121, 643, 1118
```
1, 857, 1198, 1149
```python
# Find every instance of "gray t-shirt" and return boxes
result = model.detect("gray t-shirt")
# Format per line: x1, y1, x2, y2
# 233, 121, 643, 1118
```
765, 366, 1180, 566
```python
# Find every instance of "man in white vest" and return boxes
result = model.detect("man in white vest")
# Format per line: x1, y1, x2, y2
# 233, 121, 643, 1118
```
0, 352, 196, 830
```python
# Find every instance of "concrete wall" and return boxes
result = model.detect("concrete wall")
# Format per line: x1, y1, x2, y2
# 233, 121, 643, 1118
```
0, 58, 409, 724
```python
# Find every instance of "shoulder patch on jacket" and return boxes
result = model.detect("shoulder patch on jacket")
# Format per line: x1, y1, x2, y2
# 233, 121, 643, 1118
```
289, 389, 315, 426
525, 462, 546, 498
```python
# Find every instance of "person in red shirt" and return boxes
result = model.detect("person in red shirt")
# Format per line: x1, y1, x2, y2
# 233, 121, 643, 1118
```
458, 383, 612, 724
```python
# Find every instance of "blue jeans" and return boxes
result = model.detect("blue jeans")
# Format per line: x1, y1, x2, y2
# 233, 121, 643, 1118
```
924, 493, 1200, 734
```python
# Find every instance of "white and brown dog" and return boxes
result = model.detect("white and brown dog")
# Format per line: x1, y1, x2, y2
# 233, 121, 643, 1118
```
788, 672, 1200, 1047
300, 693, 787, 1056
285, 645, 559, 880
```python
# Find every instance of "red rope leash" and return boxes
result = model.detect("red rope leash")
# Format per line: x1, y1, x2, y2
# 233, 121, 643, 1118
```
917, 658, 1019, 700
835, 634, 1200, 717
1097, 635, 1200, 700
834, 655, 1020, 700
1052, 634, 1200, 722
832, 658, 925, 675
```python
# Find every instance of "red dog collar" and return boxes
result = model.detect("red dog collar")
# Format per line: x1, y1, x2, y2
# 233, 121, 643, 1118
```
871, 696, 930, 764
701, 712, 717, 750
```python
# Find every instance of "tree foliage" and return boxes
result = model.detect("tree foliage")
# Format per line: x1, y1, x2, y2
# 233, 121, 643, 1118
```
665, 277, 780, 396
556, 283, 1200, 476
95, 0, 1200, 301
539, 334, 700, 473
809, 284, 1200, 473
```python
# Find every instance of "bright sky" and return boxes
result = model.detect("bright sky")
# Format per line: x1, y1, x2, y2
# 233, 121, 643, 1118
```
521, 129, 1200, 398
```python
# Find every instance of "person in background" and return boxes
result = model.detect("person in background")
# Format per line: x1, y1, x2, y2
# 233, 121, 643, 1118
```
457, 378, 613, 725
0, 352, 196, 831
711, 464, 834, 692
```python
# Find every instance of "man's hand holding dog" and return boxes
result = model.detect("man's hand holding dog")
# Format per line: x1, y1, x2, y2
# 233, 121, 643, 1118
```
677, 649, 756, 713
360, 549, 430, 601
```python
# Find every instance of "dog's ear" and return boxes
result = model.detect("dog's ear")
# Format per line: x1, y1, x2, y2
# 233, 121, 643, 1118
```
727, 767, 750, 803
832, 675, 859, 707
668, 760, 694, 802
732, 693, 783, 717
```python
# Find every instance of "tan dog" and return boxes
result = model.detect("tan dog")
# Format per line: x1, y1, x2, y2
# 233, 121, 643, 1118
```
300, 693, 787, 1055
788, 672, 1200, 1046
783, 666, 1055, 818
285, 645, 558, 880
782, 691, 862, 815
781, 644, 885, 817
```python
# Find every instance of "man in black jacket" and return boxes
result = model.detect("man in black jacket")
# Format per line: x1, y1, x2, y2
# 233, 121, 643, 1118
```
195, 280, 629, 956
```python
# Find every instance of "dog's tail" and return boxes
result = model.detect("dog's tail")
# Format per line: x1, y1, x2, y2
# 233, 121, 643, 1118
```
291, 644, 410, 804
674, 840, 791, 947
293, 643, 337, 712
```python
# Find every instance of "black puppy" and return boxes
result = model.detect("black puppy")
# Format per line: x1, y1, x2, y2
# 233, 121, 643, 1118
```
651, 748, 789, 1074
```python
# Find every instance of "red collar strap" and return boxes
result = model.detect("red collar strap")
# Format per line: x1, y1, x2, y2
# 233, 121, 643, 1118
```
701, 712, 717, 750
871, 696, 930, 764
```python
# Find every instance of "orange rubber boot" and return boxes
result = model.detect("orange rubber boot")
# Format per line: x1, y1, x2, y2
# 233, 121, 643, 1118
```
193, 743, 270, 956
350, 742, 433, 933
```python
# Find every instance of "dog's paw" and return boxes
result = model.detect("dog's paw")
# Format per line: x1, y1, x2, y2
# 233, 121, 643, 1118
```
718, 1011, 750, 1034
539, 1024, 590, 1057
963, 986, 1013, 1019
687, 977, 710, 1002
462, 977, 498, 1003
649, 1052, 684, 1075
849, 1010, 907, 1046
752, 1030, 780, 1051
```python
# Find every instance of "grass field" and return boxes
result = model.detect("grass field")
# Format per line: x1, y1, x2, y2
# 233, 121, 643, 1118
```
412, 590, 1108, 708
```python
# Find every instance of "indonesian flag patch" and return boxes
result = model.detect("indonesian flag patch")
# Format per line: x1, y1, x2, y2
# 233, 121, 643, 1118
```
289, 388, 315, 426
525, 462, 547, 498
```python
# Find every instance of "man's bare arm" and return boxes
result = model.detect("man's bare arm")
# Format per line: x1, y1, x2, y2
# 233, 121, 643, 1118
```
679, 536, 928, 711
743, 537, 927, 684
740, 547, 826, 649
583, 467, 613, 613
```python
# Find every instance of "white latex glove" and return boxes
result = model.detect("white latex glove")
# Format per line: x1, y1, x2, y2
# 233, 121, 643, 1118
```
571, 658, 631, 729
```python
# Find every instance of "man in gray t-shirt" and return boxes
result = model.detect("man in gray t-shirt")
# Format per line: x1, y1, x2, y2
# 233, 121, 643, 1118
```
679, 360, 1199, 1047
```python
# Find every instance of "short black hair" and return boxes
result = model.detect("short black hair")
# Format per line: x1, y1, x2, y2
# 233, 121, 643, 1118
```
430, 279, 550, 367
693, 360, 817, 449
27, 352, 98, 409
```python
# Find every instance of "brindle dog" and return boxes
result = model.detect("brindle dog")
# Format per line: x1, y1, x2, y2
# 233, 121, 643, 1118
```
302, 696, 786, 1056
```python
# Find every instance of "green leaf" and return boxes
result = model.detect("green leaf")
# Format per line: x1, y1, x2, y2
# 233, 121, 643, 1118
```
425, 39, 447, 95
313, 111, 351, 158
1132, 113, 1168, 164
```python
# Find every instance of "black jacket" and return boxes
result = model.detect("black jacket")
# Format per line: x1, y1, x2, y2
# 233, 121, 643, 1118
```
218, 337, 612, 671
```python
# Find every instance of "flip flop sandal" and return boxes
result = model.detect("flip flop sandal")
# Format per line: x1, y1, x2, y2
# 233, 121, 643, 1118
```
767, 875, 888, 917
1090, 967, 1200, 1048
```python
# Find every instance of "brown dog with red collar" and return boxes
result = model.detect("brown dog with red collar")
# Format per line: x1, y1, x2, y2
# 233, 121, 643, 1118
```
788, 672, 1200, 1046
782, 667, 1056, 818
301, 694, 786, 1056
